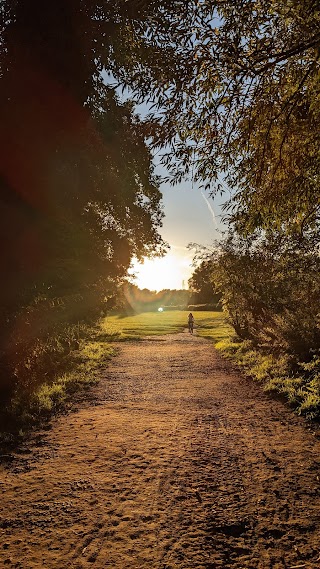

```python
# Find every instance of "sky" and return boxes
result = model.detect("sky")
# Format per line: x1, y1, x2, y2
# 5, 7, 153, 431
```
130, 170, 227, 291
107, 85, 228, 292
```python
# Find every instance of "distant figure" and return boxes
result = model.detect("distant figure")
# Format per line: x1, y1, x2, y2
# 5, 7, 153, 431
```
188, 312, 194, 334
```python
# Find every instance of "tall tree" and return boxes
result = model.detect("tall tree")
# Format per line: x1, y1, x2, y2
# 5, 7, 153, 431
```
0, 0, 172, 310
0, 0, 174, 396
127, 1, 320, 235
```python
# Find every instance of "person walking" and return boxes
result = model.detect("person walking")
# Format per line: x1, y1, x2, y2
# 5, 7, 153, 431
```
188, 312, 194, 334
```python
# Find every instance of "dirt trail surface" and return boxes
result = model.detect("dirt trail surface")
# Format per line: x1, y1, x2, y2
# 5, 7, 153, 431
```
1, 332, 320, 569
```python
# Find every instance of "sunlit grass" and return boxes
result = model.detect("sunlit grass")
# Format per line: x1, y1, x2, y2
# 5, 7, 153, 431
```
99, 310, 186, 338
214, 338, 320, 419
192, 313, 234, 344
10, 334, 116, 425
99, 310, 233, 341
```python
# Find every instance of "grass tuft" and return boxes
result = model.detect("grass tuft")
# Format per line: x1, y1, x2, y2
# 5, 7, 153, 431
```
8, 331, 116, 428
215, 337, 320, 419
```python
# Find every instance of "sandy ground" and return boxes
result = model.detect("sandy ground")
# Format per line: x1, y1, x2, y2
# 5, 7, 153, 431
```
0, 331, 320, 569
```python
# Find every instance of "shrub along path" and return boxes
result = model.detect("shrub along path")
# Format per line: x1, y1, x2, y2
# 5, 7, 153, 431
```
0, 332, 320, 568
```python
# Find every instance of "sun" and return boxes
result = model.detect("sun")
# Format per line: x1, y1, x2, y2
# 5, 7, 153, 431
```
130, 252, 193, 291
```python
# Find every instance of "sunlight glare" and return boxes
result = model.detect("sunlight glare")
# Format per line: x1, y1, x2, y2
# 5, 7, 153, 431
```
130, 252, 193, 291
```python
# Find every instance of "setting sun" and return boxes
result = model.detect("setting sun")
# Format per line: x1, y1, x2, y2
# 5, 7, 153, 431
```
130, 251, 193, 291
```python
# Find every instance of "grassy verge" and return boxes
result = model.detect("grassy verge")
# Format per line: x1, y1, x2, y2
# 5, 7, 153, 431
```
214, 338, 320, 420
3, 330, 116, 437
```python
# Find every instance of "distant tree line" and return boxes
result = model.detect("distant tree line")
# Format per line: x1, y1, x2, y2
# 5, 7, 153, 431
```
112, 284, 189, 313
112, 282, 221, 314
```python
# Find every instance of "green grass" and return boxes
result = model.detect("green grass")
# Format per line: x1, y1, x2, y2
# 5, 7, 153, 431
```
214, 338, 320, 420
193, 313, 234, 343
98, 310, 233, 341
9, 334, 116, 426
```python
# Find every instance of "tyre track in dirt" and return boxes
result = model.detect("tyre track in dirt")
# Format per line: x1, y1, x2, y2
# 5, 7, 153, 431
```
0, 331, 320, 568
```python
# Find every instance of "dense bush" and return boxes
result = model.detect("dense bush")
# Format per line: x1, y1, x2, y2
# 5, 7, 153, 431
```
190, 231, 320, 417
212, 231, 320, 359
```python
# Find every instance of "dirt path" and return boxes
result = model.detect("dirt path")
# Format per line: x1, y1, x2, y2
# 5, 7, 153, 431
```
1, 332, 320, 569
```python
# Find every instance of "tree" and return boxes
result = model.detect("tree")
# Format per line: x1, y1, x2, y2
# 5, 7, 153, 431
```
205, 229, 320, 358
5, 2, 318, 234
0, 0, 174, 398
129, 1, 320, 235
188, 260, 221, 306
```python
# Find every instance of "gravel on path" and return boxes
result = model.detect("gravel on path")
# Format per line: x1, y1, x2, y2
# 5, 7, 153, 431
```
0, 331, 319, 568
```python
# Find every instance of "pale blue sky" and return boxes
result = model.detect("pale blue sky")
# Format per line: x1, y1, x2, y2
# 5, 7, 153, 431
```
158, 172, 225, 249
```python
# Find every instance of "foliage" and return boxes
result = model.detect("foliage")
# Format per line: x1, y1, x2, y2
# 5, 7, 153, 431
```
2, 324, 116, 432
6, 1, 315, 226
138, 1, 320, 235
181, 2, 320, 418
192, 230, 320, 357
0, 0, 169, 403
188, 259, 222, 306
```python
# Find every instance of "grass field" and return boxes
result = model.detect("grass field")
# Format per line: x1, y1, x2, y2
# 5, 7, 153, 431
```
98, 310, 233, 342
